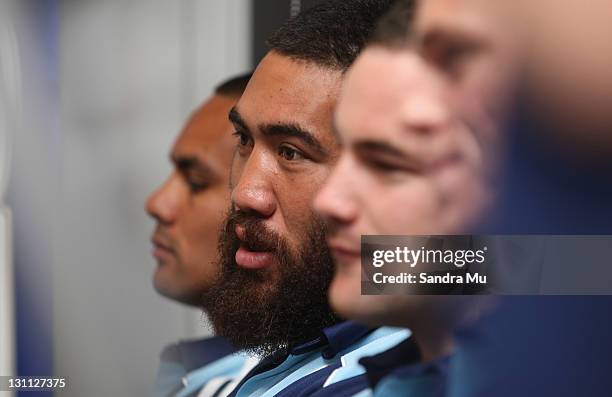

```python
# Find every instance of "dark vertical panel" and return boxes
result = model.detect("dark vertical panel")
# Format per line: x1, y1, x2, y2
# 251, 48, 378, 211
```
251, 0, 291, 65
251, 0, 327, 66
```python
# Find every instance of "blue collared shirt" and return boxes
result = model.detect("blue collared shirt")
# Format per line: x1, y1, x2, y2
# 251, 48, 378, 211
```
155, 336, 250, 397
227, 321, 411, 397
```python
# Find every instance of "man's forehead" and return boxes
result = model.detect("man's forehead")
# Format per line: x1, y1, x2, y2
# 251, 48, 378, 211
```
415, 0, 498, 38
247, 52, 341, 94
345, 49, 421, 104
172, 95, 236, 160
236, 52, 342, 132
338, 49, 430, 135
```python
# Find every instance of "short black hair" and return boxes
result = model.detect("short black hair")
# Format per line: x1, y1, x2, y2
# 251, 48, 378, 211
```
266, 0, 396, 71
214, 72, 253, 97
369, 0, 416, 49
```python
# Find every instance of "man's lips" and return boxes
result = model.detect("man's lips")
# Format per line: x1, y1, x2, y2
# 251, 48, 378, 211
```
151, 237, 175, 262
327, 239, 361, 265
234, 225, 275, 269
235, 246, 274, 269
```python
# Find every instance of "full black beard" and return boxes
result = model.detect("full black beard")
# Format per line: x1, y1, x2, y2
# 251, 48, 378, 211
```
202, 209, 340, 357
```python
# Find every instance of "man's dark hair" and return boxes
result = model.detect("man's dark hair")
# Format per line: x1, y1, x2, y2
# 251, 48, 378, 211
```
370, 0, 416, 49
267, 0, 396, 71
214, 72, 253, 97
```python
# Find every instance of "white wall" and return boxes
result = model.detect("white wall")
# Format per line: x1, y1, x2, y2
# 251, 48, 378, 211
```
52, 1, 250, 396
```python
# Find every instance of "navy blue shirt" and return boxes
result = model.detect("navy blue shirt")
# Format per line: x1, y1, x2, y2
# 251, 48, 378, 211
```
451, 88, 612, 397
227, 321, 411, 397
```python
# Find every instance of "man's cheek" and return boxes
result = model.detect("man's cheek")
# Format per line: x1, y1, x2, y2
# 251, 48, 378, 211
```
435, 164, 487, 224
229, 158, 245, 190
432, 163, 472, 201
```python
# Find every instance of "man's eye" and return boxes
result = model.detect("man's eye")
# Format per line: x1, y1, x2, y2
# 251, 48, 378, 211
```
187, 179, 209, 193
232, 130, 254, 157
365, 158, 402, 173
233, 130, 253, 148
278, 145, 305, 161
426, 43, 472, 77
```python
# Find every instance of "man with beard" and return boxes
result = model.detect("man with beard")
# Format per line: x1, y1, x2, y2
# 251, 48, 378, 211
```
202, 1, 410, 396
147, 73, 259, 397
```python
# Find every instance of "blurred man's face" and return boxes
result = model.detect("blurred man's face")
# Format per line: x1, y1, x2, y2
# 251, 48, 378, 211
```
203, 52, 342, 355
314, 48, 488, 326
315, 0, 517, 328
505, 0, 612, 159
413, 0, 520, 172
146, 94, 237, 306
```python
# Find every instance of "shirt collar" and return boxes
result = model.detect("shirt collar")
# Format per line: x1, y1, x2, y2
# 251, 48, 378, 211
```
160, 336, 238, 372
291, 321, 374, 358
226, 321, 377, 396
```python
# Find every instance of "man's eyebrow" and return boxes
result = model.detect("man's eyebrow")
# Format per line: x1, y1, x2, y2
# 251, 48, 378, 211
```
354, 139, 426, 170
230, 106, 328, 156
229, 107, 248, 131
418, 26, 488, 53
171, 154, 216, 177
260, 123, 327, 156
354, 140, 407, 158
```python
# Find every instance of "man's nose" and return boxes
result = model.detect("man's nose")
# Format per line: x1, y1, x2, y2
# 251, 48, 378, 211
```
231, 151, 277, 218
402, 91, 449, 135
401, 53, 450, 135
145, 174, 183, 224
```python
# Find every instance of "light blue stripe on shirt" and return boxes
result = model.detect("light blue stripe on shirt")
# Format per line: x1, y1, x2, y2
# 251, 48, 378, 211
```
176, 352, 252, 397
323, 328, 411, 387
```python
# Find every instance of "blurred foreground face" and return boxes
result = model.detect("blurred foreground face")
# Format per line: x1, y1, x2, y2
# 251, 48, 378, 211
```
203, 52, 341, 355
508, 0, 612, 160
316, 0, 517, 327
434, 0, 612, 136
315, 48, 487, 326
413, 0, 520, 171
146, 94, 237, 306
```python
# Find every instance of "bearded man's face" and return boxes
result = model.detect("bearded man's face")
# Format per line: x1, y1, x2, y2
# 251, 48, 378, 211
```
203, 53, 343, 356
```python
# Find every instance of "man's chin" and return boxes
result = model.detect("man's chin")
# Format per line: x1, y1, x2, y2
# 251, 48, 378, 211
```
153, 273, 203, 307
334, 256, 362, 277
329, 274, 363, 317
330, 286, 396, 328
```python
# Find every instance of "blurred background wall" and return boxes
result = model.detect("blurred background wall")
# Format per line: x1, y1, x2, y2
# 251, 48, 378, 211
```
54, 1, 251, 395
